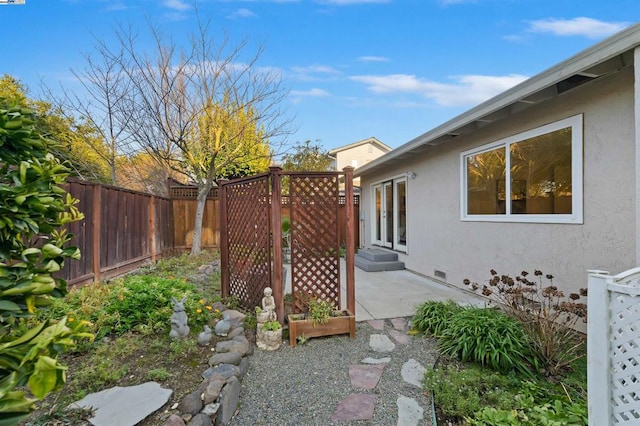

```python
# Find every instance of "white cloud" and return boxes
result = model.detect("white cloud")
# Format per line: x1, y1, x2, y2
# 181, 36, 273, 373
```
228, 8, 258, 18
290, 88, 331, 104
289, 64, 342, 81
357, 56, 389, 63
527, 17, 630, 39
351, 73, 529, 107
163, 0, 191, 11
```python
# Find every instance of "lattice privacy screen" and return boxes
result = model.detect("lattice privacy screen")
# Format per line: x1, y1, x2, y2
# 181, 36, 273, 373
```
290, 174, 341, 314
224, 177, 271, 311
610, 288, 640, 424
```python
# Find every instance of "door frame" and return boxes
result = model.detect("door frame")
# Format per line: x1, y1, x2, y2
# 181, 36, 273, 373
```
370, 174, 408, 252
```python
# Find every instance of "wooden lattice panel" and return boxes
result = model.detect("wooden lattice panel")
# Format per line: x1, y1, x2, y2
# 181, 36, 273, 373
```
610, 290, 640, 424
290, 175, 340, 313
224, 177, 271, 311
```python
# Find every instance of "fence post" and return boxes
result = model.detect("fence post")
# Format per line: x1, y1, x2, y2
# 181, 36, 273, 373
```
219, 179, 229, 298
343, 166, 355, 315
149, 195, 156, 263
587, 269, 611, 426
92, 184, 102, 283
270, 167, 284, 323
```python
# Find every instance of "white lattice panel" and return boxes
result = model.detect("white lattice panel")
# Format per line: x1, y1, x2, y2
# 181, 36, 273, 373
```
610, 291, 640, 424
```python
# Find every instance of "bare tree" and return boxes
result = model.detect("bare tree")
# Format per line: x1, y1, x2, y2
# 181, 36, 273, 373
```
106, 16, 292, 254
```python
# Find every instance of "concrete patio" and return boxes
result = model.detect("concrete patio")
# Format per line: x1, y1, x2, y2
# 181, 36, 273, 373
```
284, 259, 488, 321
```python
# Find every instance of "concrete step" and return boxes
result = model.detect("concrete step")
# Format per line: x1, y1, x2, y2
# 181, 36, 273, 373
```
355, 255, 405, 272
356, 248, 399, 262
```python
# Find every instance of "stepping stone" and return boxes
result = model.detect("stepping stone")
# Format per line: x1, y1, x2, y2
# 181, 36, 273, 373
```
331, 394, 378, 421
389, 329, 410, 345
401, 359, 426, 388
390, 318, 407, 331
362, 357, 391, 365
370, 334, 396, 352
367, 319, 385, 330
349, 364, 386, 389
69, 381, 172, 426
397, 395, 424, 426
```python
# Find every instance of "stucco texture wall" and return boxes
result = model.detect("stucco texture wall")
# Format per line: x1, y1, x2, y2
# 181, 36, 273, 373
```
360, 66, 636, 298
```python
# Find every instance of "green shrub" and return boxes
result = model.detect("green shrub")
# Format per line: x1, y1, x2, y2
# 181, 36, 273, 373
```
412, 300, 462, 336
438, 307, 533, 374
425, 362, 521, 419
467, 395, 587, 425
0, 101, 91, 423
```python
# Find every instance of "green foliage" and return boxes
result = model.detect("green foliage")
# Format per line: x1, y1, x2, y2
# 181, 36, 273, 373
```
438, 307, 533, 374
0, 100, 91, 423
243, 313, 257, 331
464, 269, 587, 376
223, 295, 240, 310
411, 300, 462, 336
262, 320, 282, 331
282, 140, 332, 172
296, 334, 308, 345
305, 297, 337, 326
146, 368, 170, 381
425, 362, 521, 419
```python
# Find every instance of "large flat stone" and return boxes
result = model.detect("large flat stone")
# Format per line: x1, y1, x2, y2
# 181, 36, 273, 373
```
331, 394, 378, 421
349, 364, 385, 389
216, 376, 240, 425
397, 395, 424, 426
361, 357, 391, 365
69, 381, 172, 426
369, 334, 396, 353
390, 318, 407, 331
389, 329, 410, 345
401, 359, 426, 388
202, 364, 240, 380
367, 319, 385, 330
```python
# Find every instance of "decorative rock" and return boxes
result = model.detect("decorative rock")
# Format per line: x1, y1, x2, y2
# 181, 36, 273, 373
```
211, 302, 227, 313
217, 376, 241, 425
198, 325, 213, 346
215, 340, 251, 357
202, 402, 220, 417
389, 329, 410, 345
202, 376, 226, 404
349, 364, 385, 389
214, 319, 231, 337
164, 414, 186, 426
227, 327, 245, 340
397, 395, 424, 426
367, 319, 385, 330
331, 394, 378, 421
390, 317, 407, 331
69, 382, 172, 426
178, 390, 203, 415
238, 357, 250, 379
188, 413, 213, 426
361, 357, 391, 365
222, 310, 246, 329
401, 359, 426, 388
256, 328, 282, 351
202, 364, 240, 380
369, 334, 396, 353
208, 352, 242, 367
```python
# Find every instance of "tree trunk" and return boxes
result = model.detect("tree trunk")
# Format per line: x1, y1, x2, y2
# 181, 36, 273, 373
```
190, 183, 212, 255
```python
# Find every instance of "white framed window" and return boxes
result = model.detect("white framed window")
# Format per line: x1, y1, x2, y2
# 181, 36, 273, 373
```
460, 114, 583, 224
371, 174, 408, 253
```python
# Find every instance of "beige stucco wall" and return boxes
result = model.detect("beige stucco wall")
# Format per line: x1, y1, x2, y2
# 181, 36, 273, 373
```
360, 66, 636, 298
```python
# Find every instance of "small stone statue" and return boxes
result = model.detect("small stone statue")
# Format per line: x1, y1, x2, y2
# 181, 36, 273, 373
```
261, 287, 277, 322
215, 313, 231, 337
197, 325, 213, 346
169, 296, 190, 340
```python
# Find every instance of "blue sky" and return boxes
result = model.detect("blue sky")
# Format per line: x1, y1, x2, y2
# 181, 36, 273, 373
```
1, 0, 639, 151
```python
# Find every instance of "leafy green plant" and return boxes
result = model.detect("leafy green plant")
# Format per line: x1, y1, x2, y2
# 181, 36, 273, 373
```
438, 307, 533, 374
412, 300, 462, 336
425, 361, 521, 420
467, 395, 587, 425
464, 269, 587, 376
305, 297, 337, 326
146, 368, 171, 381
243, 313, 257, 331
0, 101, 92, 423
262, 320, 282, 331
297, 334, 308, 345
223, 295, 240, 310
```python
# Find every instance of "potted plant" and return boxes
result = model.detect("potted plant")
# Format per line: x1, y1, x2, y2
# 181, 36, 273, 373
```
256, 319, 282, 351
287, 296, 355, 347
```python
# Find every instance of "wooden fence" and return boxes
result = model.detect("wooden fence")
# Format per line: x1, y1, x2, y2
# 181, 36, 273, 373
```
58, 179, 360, 286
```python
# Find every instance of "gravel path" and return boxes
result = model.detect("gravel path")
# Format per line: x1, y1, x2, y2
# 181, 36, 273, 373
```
231, 319, 438, 425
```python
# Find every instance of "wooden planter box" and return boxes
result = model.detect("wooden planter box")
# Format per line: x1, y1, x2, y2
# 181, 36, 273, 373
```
287, 310, 355, 347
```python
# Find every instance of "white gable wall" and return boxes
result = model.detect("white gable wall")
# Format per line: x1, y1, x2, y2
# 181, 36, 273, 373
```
360, 65, 636, 297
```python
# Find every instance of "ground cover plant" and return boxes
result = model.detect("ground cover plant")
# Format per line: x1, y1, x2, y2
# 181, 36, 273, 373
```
25, 250, 226, 425
413, 300, 587, 425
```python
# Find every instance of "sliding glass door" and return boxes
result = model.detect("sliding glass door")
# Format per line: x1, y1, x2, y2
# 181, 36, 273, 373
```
372, 177, 407, 252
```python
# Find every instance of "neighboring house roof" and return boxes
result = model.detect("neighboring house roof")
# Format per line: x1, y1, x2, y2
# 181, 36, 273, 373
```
355, 22, 640, 177
328, 137, 392, 156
